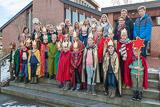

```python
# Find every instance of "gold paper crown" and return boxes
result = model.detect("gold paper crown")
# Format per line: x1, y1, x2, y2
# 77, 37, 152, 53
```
108, 39, 114, 46
88, 32, 94, 39
69, 26, 74, 31
42, 27, 47, 32
73, 41, 79, 48
79, 21, 84, 25
97, 26, 104, 31
62, 41, 68, 47
82, 26, 87, 31
91, 24, 96, 28
64, 34, 69, 38
121, 28, 127, 36
43, 35, 48, 39
52, 34, 57, 38
35, 33, 41, 39
57, 25, 62, 30
32, 40, 37, 45
26, 38, 32, 43
73, 31, 78, 37
56, 42, 62, 48
20, 41, 26, 47
108, 27, 113, 34
10, 42, 16, 49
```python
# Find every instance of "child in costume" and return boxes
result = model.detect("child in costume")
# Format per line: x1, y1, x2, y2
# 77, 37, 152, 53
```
60, 22, 65, 35
90, 24, 98, 40
82, 33, 100, 95
57, 41, 71, 90
70, 41, 83, 92
117, 29, 133, 89
64, 34, 71, 50
95, 26, 106, 83
129, 48, 148, 101
9, 42, 16, 81
35, 33, 41, 50
57, 25, 64, 42
70, 32, 85, 52
41, 27, 52, 43
28, 40, 41, 84
40, 35, 49, 78
79, 26, 88, 46
78, 21, 84, 38
19, 41, 29, 84
103, 40, 121, 98
26, 38, 32, 50
68, 26, 74, 43
48, 34, 58, 79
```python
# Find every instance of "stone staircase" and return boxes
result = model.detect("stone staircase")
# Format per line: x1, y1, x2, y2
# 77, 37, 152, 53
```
1, 70, 160, 107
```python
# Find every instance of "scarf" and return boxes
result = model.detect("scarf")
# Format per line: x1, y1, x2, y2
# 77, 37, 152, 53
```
117, 24, 126, 32
119, 44, 127, 57
132, 55, 142, 61
96, 36, 103, 45
101, 22, 108, 27
86, 44, 95, 49
120, 38, 131, 44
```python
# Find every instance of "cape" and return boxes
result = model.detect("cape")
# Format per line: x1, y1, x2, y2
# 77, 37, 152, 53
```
117, 42, 133, 86
48, 43, 58, 77
70, 40, 85, 52
55, 51, 61, 76
14, 49, 20, 77
19, 48, 29, 71
129, 56, 148, 89
40, 42, 48, 76
57, 34, 64, 42
56, 51, 71, 84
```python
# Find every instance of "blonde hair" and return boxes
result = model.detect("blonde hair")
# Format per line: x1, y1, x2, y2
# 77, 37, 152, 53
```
100, 14, 110, 24
137, 6, 146, 11
84, 19, 91, 27
74, 21, 79, 31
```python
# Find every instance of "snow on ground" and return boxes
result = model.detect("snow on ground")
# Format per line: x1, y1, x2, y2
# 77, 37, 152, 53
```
1, 59, 10, 83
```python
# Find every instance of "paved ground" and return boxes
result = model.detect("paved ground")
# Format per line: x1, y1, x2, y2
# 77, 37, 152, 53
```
0, 93, 64, 107
146, 56, 160, 69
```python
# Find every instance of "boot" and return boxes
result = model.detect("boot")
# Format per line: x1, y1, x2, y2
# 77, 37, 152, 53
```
122, 83, 126, 89
24, 77, 28, 84
137, 91, 142, 101
34, 77, 37, 84
75, 83, 81, 92
61, 81, 66, 90
108, 87, 112, 97
126, 85, 130, 89
30, 77, 34, 84
132, 90, 137, 101
110, 88, 116, 98
91, 85, 96, 95
64, 81, 70, 90
19, 77, 23, 82
84, 84, 91, 94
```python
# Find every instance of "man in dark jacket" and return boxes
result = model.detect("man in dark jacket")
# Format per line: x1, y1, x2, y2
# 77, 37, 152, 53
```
134, 6, 152, 58
116, 9, 134, 40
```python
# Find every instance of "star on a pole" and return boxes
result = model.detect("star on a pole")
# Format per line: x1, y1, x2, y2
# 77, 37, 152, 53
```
132, 37, 145, 50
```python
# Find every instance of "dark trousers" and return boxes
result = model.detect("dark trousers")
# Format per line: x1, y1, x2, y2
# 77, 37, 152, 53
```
75, 69, 81, 84
120, 55, 125, 80
141, 41, 148, 59
99, 63, 103, 83
31, 63, 37, 77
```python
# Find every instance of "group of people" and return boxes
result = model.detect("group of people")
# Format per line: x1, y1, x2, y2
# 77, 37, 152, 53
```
9, 5, 152, 102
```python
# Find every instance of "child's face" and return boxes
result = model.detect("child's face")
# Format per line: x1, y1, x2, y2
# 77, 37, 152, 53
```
73, 37, 78, 42
35, 38, 40, 42
58, 47, 62, 51
61, 25, 65, 29
82, 30, 87, 35
133, 49, 141, 57
121, 35, 127, 40
57, 30, 62, 35
97, 29, 103, 37
52, 36, 57, 43
91, 27, 96, 32
63, 46, 69, 52
26, 43, 30, 47
42, 31, 47, 35
33, 45, 37, 50
64, 37, 69, 41
108, 46, 114, 54
88, 38, 94, 45
108, 33, 114, 39
69, 30, 73, 35
44, 38, 48, 44
12, 48, 15, 51
36, 27, 40, 32
73, 47, 79, 53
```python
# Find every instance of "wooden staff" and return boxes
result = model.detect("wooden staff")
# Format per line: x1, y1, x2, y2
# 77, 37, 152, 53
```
138, 49, 140, 82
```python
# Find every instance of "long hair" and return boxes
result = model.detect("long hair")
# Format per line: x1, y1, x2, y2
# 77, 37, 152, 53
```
100, 14, 110, 24
23, 27, 29, 33
84, 19, 91, 27
74, 21, 79, 31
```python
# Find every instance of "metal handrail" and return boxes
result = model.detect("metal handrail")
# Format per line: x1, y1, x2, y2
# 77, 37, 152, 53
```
0, 53, 10, 87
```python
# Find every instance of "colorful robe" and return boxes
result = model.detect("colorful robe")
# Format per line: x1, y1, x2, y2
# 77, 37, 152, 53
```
57, 34, 64, 42
55, 51, 61, 76
48, 42, 58, 77
14, 49, 20, 77
70, 40, 85, 52
40, 42, 48, 76
28, 49, 41, 80
117, 42, 133, 86
57, 51, 70, 85
19, 49, 29, 72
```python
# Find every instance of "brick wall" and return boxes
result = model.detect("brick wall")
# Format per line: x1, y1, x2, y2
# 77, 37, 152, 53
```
33, 0, 64, 29
151, 26, 160, 57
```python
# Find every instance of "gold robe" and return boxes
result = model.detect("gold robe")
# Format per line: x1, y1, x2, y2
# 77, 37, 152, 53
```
28, 49, 41, 80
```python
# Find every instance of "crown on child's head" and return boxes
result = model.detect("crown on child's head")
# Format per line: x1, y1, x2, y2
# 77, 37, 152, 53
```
88, 32, 94, 39
56, 41, 62, 48
73, 41, 79, 48
42, 27, 46, 32
121, 28, 127, 37
108, 39, 114, 46
57, 25, 62, 30
97, 26, 104, 31
64, 34, 69, 38
79, 21, 84, 25
43, 35, 48, 39
69, 26, 74, 31
73, 31, 78, 37
35, 33, 41, 39
32, 40, 36, 46
91, 24, 96, 28
82, 26, 87, 31
21, 41, 26, 47
108, 27, 113, 34
62, 41, 68, 47
26, 38, 32, 44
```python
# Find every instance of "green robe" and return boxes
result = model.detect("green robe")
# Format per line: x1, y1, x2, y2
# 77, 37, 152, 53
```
14, 49, 20, 77
55, 51, 61, 76
48, 43, 58, 77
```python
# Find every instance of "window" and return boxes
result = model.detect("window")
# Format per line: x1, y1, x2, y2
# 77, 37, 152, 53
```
66, 9, 70, 19
79, 14, 84, 22
72, 11, 76, 26
87, 17, 91, 24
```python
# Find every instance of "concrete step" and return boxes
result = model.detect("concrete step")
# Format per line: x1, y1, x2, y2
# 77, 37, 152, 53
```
9, 82, 160, 105
148, 70, 159, 80
38, 78, 159, 89
1, 86, 120, 107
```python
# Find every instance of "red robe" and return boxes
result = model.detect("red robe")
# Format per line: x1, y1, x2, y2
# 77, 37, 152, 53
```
95, 37, 106, 62
57, 51, 71, 85
19, 49, 29, 71
129, 56, 148, 89
57, 34, 64, 42
40, 42, 48, 76
70, 40, 85, 52
117, 42, 133, 86
70, 52, 85, 88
